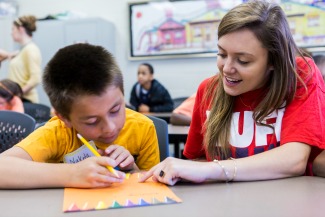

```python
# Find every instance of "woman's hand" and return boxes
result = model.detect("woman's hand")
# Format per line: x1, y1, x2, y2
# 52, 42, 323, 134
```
139, 157, 213, 185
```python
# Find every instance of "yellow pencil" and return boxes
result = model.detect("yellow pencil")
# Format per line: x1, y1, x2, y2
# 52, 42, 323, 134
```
77, 133, 119, 178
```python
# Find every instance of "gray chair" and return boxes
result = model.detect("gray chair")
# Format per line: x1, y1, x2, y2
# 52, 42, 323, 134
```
173, 97, 189, 109
23, 102, 51, 124
0, 110, 36, 153
147, 115, 170, 161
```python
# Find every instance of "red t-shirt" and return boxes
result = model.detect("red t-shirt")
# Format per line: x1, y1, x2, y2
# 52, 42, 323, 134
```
183, 57, 325, 174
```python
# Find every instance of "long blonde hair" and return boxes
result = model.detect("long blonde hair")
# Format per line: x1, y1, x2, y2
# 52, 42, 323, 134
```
204, 0, 307, 160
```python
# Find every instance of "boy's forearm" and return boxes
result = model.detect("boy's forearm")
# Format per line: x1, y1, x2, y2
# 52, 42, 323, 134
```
0, 157, 69, 189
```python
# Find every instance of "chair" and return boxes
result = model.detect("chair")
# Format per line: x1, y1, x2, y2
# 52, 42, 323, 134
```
0, 110, 36, 153
173, 97, 189, 109
35, 121, 47, 130
147, 115, 170, 161
23, 102, 51, 124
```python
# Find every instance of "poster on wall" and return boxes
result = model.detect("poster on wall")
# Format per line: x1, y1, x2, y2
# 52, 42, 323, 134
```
128, 0, 325, 60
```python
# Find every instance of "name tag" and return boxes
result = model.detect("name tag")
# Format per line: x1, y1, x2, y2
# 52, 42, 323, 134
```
63, 141, 97, 164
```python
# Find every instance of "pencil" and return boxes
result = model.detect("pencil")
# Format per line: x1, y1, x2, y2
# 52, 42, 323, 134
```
77, 133, 119, 178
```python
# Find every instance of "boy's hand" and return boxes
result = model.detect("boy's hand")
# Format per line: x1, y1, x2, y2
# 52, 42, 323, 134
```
71, 156, 125, 188
101, 145, 135, 171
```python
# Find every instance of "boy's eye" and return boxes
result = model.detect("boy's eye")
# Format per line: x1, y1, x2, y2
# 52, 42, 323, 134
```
85, 121, 97, 126
84, 118, 98, 126
111, 105, 121, 114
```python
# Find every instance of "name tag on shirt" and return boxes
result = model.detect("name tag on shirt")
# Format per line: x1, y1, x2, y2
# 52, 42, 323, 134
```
63, 140, 97, 164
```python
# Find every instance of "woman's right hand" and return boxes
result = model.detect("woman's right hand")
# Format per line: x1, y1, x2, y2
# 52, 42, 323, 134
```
138, 157, 214, 186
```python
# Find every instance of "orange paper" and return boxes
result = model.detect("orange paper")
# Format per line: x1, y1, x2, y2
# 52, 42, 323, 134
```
63, 173, 182, 212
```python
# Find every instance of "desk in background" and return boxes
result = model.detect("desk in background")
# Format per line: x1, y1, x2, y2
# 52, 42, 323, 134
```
168, 124, 189, 158
1, 176, 325, 217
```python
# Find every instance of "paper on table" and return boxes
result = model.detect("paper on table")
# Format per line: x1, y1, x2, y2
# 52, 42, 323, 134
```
63, 172, 182, 212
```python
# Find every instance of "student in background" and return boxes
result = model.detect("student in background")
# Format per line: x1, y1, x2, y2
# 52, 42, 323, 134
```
8, 15, 42, 103
140, 0, 325, 185
0, 44, 160, 189
313, 55, 325, 81
0, 79, 24, 113
170, 93, 196, 126
130, 63, 174, 113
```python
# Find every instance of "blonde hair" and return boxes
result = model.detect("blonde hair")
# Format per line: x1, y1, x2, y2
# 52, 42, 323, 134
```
14, 15, 37, 36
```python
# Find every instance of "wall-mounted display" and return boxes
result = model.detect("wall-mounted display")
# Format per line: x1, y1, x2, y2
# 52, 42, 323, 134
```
128, 0, 325, 60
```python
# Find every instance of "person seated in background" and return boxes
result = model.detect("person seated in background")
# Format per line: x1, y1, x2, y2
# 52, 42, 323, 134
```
170, 93, 196, 126
0, 79, 24, 113
313, 55, 325, 81
130, 63, 174, 113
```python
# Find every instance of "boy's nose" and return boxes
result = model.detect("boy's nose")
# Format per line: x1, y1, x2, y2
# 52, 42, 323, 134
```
102, 119, 115, 134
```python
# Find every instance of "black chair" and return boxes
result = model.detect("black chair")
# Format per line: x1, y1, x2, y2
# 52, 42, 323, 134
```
0, 110, 36, 153
35, 121, 47, 130
147, 115, 170, 161
173, 97, 189, 109
23, 102, 51, 124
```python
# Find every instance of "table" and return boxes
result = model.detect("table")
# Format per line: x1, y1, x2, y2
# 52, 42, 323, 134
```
1, 176, 324, 217
168, 124, 189, 158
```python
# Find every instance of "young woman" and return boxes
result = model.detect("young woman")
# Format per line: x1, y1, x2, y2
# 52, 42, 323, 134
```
8, 15, 42, 103
140, 0, 325, 185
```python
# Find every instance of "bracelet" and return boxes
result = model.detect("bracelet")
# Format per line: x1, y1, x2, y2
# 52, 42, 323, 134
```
229, 157, 237, 181
213, 159, 231, 182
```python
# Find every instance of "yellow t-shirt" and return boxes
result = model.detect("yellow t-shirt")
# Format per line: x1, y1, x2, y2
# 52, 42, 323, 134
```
8, 42, 41, 103
16, 108, 160, 170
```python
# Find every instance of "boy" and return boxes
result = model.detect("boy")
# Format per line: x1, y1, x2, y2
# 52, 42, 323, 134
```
130, 63, 174, 112
0, 44, 160, 189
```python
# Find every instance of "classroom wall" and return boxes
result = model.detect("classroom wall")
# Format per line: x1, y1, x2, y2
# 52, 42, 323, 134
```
12, 0, 217, 105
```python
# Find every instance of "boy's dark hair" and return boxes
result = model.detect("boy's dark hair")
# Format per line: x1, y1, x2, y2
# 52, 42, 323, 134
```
141, 63, 154, 74
43, 43, 124, 119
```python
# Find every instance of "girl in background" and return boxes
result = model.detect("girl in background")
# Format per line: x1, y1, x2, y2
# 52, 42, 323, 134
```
0, 79, 24, 113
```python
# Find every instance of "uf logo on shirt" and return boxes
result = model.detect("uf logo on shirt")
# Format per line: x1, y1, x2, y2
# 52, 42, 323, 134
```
229, 108, 285, 149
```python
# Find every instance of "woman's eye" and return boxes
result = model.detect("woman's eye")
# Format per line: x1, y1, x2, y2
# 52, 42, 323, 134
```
217, 53, 226, 58
238, 59, 249, 65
